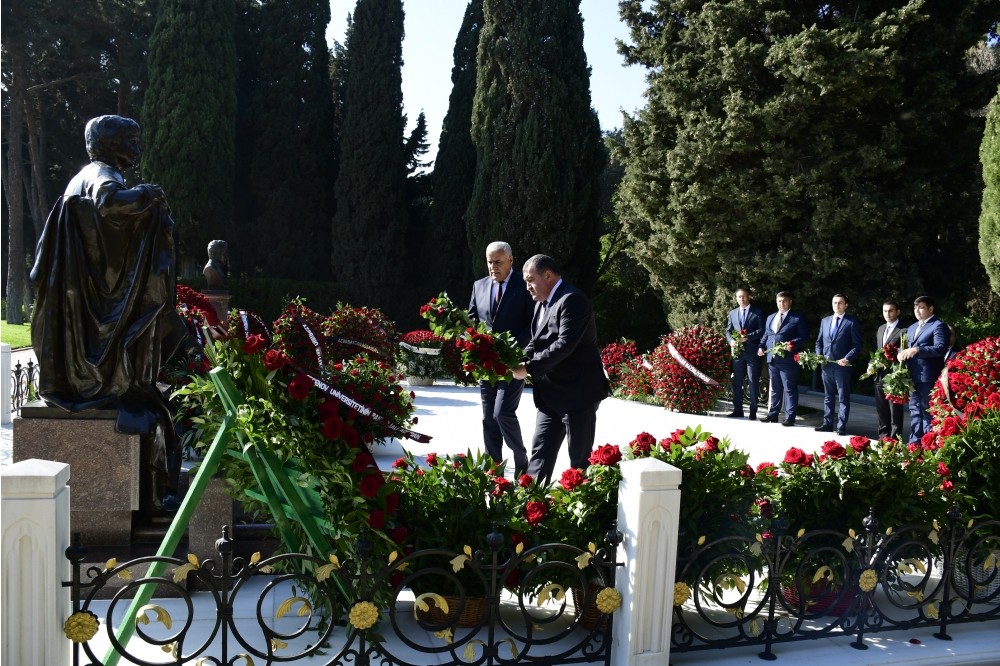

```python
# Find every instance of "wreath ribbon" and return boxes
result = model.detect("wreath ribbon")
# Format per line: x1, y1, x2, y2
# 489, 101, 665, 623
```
667, 342, 720, 387
399, 341, 442, 356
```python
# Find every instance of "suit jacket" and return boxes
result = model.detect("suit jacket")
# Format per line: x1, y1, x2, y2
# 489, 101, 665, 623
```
904, 316, 948, 384
725, 305, 765, 361
815, 313, 862, 363
875, 322, 905, 380
759, 310, 809, 365
523, 281, 609, 413
468, 271, 534, 347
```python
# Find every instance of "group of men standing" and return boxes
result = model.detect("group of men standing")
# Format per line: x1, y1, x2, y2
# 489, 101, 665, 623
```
468, 242, 609, 484
725, 288, 952, 444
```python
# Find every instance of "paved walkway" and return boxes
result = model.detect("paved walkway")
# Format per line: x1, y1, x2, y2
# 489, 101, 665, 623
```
6, 367, 998, 665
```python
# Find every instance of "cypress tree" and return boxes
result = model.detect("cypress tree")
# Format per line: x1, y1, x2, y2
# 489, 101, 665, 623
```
982, 88, 1000, 295
244, 0, 334, 280
141, 0, 238, 273
468, 0, 605, 289
426, 0, 481, 301
331, 0, 408, 313
616, 0, 998, 328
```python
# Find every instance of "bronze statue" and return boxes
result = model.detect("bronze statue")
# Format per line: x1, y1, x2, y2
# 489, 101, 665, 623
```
203, 240, 229, 289
30, 115, 192, 438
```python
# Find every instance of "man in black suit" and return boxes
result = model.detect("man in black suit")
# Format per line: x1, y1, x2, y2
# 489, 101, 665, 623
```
512, 255, 609, 484
469, 241, 535, 475
725, 287, 765, 420
874, 300, 905, 439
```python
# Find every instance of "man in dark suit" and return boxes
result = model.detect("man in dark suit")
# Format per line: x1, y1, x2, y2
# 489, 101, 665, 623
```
468, 241, 535, 475
897, 296, 949, 443
512, 255, 609, 484
725, 287, 765, 420
814, 294, 863, 436
757, 291, 810, 426
874, 300, 906, 439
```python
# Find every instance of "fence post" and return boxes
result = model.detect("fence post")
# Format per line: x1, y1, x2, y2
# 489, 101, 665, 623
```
611, 457, 683, 666
1, 458, 72, 666
2, 343, 11, 424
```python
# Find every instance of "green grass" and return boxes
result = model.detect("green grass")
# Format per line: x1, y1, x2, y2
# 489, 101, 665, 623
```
1, 319, 32, 349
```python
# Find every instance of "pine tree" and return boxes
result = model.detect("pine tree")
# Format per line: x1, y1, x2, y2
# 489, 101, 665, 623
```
616, 0, 998, 328
426, 0, 481, 301
242, 0, 334, 280
331, 0, 408, 312
982, 88, 1000, 295
142, 0, 238, 273
468, 0, 605, 289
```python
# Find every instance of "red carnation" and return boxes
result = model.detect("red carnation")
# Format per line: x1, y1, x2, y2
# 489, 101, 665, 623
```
352, 451, 376, 473
359, 473, 383, 498
288, 374, 312, 400
321, 416, 344, 440
936, 462, 951, 477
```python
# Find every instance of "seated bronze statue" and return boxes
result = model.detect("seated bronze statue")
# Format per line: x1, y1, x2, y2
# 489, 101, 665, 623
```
30, 115, 193, 442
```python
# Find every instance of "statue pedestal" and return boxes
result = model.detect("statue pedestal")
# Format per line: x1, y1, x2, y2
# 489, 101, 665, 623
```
13, 403, 141, 544
203, 289, 231, 323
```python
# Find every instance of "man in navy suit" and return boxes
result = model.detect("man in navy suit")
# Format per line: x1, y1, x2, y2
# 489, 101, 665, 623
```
814, 294, 863, 435
897, 296, 949, 443
512, 255, 609, 484
469, 242, 535, 475
757, 291, 810, 426
725, 287, 765, 420
874, 300, 906, 439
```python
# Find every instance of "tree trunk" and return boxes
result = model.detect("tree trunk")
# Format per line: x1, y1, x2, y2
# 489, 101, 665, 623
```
3, 51, 28, 325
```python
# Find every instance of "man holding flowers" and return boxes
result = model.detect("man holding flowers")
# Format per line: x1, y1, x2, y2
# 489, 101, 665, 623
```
896, 296, 949, 443
874, 300, 906, 439
468, 241, 535, 475
814, 294, 863, 436
725, 287, 765, 420
758, 291, 810, 426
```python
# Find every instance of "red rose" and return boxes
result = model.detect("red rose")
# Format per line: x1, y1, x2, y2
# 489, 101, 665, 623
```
243, 333, 267, 355
321, 416, 344, 440
519, 474, 534, 488
559, 468, 587, 491
936, 462, 950, 477
263, 349, 286, 371
783, 447, 808, 465
511, 533, 527, 548
389, 525, 408, 544
703, 436, 720, 453
920, 432, 939, 451
940, 479, 954, 492
359, 473, 383, 498
392, 457, 408, 469
367, 509, 385, 530
492, 476, 513, 496
849, 436, 870, 453
426, 453, 438, 467
755, 462, 777, 476
288, 374, 312, 400
630, 431, 656, 455
342, 425, 359, 448
525, 500, 548, 526
755, 498, 773, 517
803, 453, 815, 467
384, 491, 399, 513
352, 450, 376, 473
588, 443, 623, 466
821, 441, 846, 460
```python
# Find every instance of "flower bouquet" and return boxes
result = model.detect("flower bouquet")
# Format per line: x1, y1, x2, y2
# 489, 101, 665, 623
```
881, 363, 914, 404
731, 329, 749, 358
419, 292, 523, 385
930, 336, 1000, 421
860, 343, 899, 380
767, 340, 794, 358
647, 326, 731, 414
601, 340, 655, 403
794, 350, 828, 371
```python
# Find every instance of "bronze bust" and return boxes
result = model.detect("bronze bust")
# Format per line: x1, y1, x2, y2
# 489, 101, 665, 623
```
203, 240, 229, 290
30, 115, 191, 437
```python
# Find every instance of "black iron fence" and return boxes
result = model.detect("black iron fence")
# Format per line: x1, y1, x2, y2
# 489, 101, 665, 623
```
10, 358, 39, 413
65, 527, 622, 665
671, 508, 1000, 659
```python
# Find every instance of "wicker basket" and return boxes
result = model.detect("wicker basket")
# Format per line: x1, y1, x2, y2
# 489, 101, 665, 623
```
572, 583, 607, 631
416, 595, 487, 628
952, 547, 1000, 601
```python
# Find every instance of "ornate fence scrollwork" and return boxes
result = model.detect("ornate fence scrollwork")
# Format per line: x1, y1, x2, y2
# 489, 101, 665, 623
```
670, 508, 1000, 660
11, 359, 39, 413
66, 525, 623, 666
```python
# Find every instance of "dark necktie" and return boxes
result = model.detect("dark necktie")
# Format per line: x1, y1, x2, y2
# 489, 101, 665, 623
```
831, 316, 840, 338
491, 281, 504, 317
739, 309, 745, 328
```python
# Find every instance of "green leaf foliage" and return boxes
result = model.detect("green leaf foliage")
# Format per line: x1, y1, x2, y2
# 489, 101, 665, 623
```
468, 0, 605, 289
982, 88, 1000, 295
141, 0, 238, 268
616, 0, 999, 330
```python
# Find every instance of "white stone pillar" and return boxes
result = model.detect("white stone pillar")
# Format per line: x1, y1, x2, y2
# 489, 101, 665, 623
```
2, 458, 72, 666
611, 457, 683, 666
2, 343, 11, 424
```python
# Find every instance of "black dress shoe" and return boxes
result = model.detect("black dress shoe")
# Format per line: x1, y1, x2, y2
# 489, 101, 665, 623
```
782, 420, 795, 427
814, 424, 834, 432
726, 412, 744, 419
759, 416, 778, 423
837, 429, 847, 436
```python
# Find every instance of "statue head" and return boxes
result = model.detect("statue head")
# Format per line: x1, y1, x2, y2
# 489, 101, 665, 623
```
85, 115, 141, 171
207, 240, 229, 266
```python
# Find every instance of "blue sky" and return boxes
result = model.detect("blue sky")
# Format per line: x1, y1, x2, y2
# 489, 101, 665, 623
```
326, 0, 648, 160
